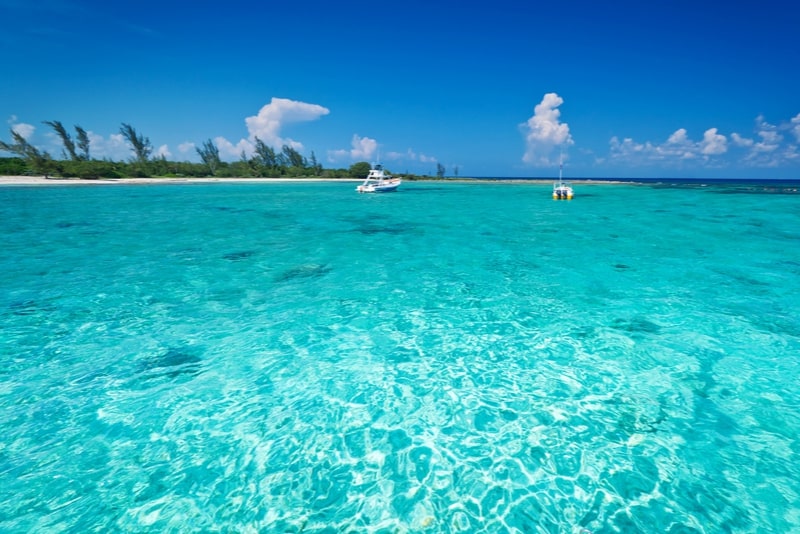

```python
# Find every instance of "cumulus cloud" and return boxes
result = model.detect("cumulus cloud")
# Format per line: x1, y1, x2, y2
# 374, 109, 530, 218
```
521, 93, 573, 166
349, 135, 377, 160
178, 142, 195, 154
608, 136, 655, 165
244, 97, 329, 149
729, 115, 790, 167
4, 118, 150, 162
386, 150, 409, 160
214, 97, 329, 159
386, 148, 437, 163
667, 129, 689, 145
701, 128, 727, 156
754, 115, 782, 151
215, 136, 254, 159
731, 116, 783, 155
1, 116, 33, 155
609, 127, 729, 166
8, 116, 35, 140
156, 144, 171, 158
665, 128, 697, 159
87, 132, 130, 161
610, 111, 800, 169
328, 134, 378, 162
731, 133, 754, 147
792, 113, 800, 142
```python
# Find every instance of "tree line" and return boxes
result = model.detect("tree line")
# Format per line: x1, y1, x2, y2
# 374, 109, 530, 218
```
0, 121, 441, 180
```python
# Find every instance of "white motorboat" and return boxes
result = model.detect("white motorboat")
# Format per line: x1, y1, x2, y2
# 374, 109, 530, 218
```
552, 158, 573, 200
356, 164, 401, 193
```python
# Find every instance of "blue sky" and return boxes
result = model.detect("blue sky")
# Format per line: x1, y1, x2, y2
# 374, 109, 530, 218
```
1, 0, 799, 178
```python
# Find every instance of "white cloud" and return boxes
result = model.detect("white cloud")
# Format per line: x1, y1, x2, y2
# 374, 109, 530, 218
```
10, 120, 35, 140
87, 132, 130, 161
783, 144, 799, 162
215, 136, 253, 159
213, 97, 329, 160
731, 133, 754, 147
664, 128, 697, 160
386, 148, 437, 164
757, 131, 782, 150
4, 119, 141, 161
728, 116, 781, 168
178, 142, 195, 154
328, 134, 377, 162
608, 136, 654, 165
701, 128, 727, 156
609, 127, 729, 166
521, 92, 573, 166
244, 97, 329, 150
385, 150, 408, 160
791, 113, 800, 142
1, 117, 35, 155
349, 135, 377, 160
667, 128, 689, 145
732, 115, 788, 167
753, 115, 782, 152
156, 144, 171, 158
609, 112, 800, 169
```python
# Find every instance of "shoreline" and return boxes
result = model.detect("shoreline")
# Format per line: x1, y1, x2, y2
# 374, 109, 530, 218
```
0, 175, 621, 186
0, 176, 363, 186
5, 176, 793, 187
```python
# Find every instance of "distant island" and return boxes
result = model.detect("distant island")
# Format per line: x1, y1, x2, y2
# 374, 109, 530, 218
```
0, 122, 456, 182
3, 122, 799, 187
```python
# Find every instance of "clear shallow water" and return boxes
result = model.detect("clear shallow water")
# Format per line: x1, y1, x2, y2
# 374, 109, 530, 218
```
1, 181, 798, 533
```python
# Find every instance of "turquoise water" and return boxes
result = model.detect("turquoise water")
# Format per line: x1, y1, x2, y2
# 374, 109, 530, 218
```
1, 181, 799, 533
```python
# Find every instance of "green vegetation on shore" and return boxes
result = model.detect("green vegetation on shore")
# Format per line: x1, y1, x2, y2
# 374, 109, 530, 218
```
0, 122, 439, 181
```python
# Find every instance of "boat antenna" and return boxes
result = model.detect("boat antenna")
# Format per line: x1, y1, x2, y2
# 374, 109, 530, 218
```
558, 149, 563, 185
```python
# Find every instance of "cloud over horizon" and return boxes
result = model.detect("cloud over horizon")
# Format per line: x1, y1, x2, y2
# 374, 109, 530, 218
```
609, 127, 729, 167
8, 116, 35, 140
521, 93, 573, 166
791, 113, 800, 143
385, 148, 437, 164
178, 142, 195, 154
217, 97, 330, 159
608, 113, 799, 169
88, 132, 130, 161
4, 105, 798, 175
328, 134, 378, 162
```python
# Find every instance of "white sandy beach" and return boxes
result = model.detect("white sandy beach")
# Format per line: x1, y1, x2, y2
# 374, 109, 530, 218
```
0, 175, 367, 186
0, 175, 615, 186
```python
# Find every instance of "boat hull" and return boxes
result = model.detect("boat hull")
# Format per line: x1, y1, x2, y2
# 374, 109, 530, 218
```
356, 180, 401, 193
553, 184, 573, 200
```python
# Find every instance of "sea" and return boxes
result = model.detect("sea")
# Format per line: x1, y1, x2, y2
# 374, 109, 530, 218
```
1, 180, 798, 533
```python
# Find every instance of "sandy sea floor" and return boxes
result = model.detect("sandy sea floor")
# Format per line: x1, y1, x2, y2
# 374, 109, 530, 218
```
3, 180, 797, 531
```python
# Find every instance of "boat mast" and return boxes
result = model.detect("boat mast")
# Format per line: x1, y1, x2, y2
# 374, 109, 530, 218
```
558, 150, 563, 186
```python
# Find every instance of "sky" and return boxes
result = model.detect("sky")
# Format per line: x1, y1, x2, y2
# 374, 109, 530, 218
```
1, 0, 799, 179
